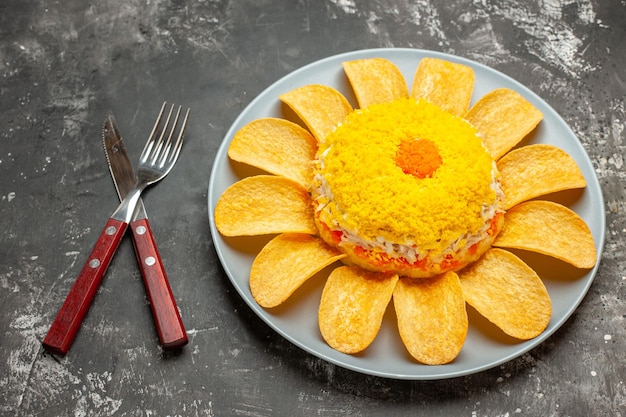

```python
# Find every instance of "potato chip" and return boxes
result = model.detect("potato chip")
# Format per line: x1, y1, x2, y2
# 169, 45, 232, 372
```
493, 200, 596, 269
411, 57, 475, 117
393, 271, 468, 365
464, 88, 543, 160
342, 58, 408, 109
497, 144, 587, 210
459, 248, 551, 340
214, 175, 317, 236
228, 118, 317, 189
318, 266, 398, 354
279, 84, 352, 142
250, 233, 346, 308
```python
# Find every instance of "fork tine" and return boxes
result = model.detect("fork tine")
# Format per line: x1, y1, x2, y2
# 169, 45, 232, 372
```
138, 102, 189, 174
149, 104, 176, 166
168, 107, 189, 165
158, 105, 182, 168
140, 101, 167, 164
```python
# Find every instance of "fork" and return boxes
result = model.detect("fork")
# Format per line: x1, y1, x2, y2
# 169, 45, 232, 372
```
43, 104, 190, 356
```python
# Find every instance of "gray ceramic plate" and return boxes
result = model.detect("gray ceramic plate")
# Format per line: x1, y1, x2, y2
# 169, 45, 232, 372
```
208, 48, 605, 380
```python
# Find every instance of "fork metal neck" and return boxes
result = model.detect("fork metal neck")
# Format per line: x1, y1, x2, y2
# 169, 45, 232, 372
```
111, 186, 145, 223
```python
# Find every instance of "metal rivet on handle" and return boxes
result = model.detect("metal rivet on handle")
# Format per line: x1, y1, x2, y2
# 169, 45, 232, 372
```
135, 225, 147, 235
145, 256, 156, 266
89, 259, 101, 268
106, 225, 116, 235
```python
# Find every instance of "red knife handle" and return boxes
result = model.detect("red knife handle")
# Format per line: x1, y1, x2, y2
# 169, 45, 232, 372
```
130, 218, 188, 350
43, 218, 127, 355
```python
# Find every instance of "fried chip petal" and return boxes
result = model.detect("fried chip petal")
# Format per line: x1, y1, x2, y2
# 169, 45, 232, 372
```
459, 248, 551, 340
497, 144, 587, 210
228, 118, 317, 189
250, 233, 347, 308
318, 266, 398, 354
342, 58, 409, 109
279, 84, 353, 142
464, 88, 543, 160
493, 200, 597, 269
411, 57, 475, 117
393, 271, 468, 365
215, 175, 317, 236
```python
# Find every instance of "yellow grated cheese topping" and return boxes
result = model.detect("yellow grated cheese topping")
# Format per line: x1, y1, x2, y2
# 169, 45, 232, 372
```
315, 98, 497, 253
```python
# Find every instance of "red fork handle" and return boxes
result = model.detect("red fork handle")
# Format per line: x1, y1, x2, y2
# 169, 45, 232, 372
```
130, 218, 188, 350
43, 218, 127, 355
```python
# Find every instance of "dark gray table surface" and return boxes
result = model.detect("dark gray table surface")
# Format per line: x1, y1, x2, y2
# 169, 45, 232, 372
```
1, 1, 624, 416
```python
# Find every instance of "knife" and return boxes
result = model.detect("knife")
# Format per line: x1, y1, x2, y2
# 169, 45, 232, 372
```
102, 113, 188, 350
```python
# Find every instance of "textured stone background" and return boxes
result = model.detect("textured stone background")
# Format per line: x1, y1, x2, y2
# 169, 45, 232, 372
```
1, 0, 624, 416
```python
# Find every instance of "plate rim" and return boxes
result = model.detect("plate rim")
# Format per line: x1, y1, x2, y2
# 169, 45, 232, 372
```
208, 47, 606, 380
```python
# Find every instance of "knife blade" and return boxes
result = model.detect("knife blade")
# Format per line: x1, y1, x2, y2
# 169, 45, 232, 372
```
103, 113, 188, 350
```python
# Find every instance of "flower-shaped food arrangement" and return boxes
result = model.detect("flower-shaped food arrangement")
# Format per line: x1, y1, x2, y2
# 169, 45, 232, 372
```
214, 57, 597, 365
